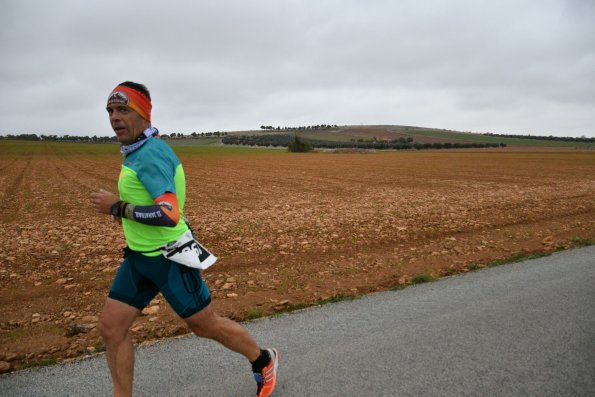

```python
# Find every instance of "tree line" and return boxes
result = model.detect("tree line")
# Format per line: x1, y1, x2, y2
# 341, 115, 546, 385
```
169, 131, 228, 138
483, 133, 595, 143
260, 124, 338, 131
222, 134, 506, 150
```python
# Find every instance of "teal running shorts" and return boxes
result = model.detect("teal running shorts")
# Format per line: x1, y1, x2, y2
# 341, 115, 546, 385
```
108, 250, 211, 318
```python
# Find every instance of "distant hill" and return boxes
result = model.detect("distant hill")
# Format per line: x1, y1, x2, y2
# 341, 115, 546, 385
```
219, 125, 595, 149
302, 125, 594, 147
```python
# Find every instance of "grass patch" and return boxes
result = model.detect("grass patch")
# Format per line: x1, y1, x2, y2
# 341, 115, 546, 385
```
244, 308, 264, 321
410, 274, 435, 284
570, 236, 594, 247
20, 358, 58, 370
488, 252, 549, 267
280, 303, 310, 313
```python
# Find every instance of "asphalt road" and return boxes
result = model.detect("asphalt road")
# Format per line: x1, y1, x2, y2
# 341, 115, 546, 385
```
2, 246, 594, 396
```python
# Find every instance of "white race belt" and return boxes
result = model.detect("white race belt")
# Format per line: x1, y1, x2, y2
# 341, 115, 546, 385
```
162, 230, 217, 270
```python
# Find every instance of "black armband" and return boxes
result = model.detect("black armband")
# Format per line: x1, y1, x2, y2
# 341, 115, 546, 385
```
125, 204, 178, 227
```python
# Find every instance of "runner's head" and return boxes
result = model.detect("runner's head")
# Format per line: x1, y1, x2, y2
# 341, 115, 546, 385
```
106, 81, 152, 144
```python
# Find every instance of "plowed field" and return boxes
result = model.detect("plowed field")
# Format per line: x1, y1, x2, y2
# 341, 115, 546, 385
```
1, 141, 594, 372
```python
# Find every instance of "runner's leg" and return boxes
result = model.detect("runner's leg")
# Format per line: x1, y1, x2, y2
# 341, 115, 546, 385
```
101, 252, 159, 397
98, 298, 140, 397
185, 303, 261, 361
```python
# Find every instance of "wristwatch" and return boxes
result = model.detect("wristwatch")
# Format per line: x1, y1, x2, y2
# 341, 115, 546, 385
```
110, 201, 123, 218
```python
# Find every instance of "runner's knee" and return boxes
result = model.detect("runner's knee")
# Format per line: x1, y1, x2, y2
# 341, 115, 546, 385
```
98, 299, 139, 341
186, 307, 221, 339
98, 316, 129, 341
188, 318, 218, 338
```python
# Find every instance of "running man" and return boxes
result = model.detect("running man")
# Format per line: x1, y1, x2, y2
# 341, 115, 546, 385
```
90, 81, 278, 397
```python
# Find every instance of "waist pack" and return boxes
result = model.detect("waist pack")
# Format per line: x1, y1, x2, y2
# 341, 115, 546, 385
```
162, 229, 217, 270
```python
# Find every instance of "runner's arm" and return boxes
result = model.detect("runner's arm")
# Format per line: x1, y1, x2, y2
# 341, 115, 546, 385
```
111, 192, 181, 227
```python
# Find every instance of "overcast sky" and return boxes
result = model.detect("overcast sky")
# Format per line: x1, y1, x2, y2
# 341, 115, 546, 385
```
1, 0, 594, 138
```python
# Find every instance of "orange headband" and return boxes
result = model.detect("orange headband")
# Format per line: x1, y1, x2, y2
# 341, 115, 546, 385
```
107, 85, 152, 122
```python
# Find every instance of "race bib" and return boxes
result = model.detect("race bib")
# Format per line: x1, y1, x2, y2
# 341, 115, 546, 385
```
162, 230, 217, 270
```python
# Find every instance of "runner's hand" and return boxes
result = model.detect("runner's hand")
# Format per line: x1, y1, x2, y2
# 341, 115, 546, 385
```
90, 189, 119, 215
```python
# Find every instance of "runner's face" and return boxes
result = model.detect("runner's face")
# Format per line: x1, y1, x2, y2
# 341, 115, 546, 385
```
106, 104, 149, 145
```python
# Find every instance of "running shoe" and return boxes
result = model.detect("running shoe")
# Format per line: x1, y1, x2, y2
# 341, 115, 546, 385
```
254, 348, 279, 397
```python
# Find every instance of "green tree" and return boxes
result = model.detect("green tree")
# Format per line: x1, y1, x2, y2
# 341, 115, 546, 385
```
287, 135, 313, 152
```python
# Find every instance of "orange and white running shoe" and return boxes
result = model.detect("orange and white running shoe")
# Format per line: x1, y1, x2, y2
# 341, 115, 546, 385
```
254, 348, 279, 397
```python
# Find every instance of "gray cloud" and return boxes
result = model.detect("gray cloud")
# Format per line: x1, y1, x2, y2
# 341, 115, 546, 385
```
1, 0, 594, 137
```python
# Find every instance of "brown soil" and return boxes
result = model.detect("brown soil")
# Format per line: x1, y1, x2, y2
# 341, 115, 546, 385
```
1, 146, 594, 372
